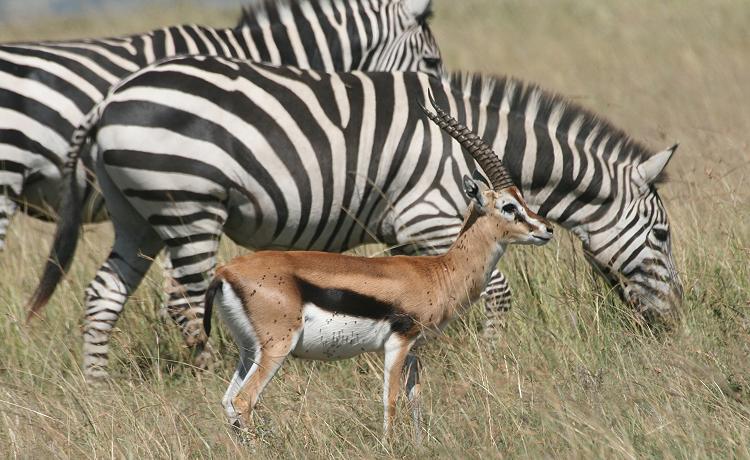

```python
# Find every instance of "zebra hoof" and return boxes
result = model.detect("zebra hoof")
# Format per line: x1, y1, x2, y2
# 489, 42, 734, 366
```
482, 319, 509, 340
193, 347, 216, 372
156, 304, 171, 323
84, 366, 111, 386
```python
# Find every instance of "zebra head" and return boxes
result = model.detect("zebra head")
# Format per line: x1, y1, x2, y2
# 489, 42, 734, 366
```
582, 145, 682, 324
361, 0, 443, 76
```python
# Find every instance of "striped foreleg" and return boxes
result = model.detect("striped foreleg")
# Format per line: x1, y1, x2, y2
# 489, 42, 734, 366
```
158, 253, 176, 322
480, 268, 513, 338
0, 195, 16, 250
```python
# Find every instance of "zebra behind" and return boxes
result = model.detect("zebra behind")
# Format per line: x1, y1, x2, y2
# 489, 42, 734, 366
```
28, 57, 682, 380
0, 0, 442, 250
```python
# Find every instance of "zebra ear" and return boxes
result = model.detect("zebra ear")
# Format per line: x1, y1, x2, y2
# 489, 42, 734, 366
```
636, 144, 678, 185
403, 0, 432, 20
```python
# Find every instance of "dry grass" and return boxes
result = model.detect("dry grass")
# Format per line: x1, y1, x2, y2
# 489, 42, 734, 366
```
1, 0, 749, 457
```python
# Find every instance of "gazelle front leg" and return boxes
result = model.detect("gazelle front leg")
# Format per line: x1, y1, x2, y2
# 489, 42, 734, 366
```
382, 334, 416, 440
404, 353, 423, 444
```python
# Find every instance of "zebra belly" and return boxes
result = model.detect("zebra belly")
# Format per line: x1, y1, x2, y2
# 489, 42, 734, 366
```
291, 303, 392, 360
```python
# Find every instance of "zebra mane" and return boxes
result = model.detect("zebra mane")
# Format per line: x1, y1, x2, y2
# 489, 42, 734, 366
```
444, 72, 663, 176
236, 0, 432, 30
236, 0, 294, 30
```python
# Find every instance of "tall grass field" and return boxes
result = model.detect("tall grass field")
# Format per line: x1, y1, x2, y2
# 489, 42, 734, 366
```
1, 0, 748, 457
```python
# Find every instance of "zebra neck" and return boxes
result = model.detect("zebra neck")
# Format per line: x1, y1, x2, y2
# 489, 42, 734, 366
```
232, 0, 366, 71
446, 75, 634, 231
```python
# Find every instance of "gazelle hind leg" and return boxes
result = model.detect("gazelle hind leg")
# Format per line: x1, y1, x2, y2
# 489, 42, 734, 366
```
223, 354, 259, 426
218, 281, 261, 425
232, 332, 298, 429
382, 335, 415, 439
481, 268, 512, 338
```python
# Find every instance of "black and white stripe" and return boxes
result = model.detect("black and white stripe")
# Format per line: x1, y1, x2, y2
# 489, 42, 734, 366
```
0, 0, 442, 251
33, 57, 681, 377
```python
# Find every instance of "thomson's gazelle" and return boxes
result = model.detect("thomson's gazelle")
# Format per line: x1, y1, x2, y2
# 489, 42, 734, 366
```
204, 97, 553, 440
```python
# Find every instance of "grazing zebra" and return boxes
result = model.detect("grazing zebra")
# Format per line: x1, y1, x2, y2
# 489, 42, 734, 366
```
0, 0, 442, 250
29, 57, 682, 380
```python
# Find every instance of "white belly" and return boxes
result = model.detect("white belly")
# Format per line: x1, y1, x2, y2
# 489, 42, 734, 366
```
292, 303, 393, 360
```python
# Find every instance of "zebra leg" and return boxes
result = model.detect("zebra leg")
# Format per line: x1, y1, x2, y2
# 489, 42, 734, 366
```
83, 226, 164, 381
0, 195, 17, 251
158, 253, 176, 321
160, 213, 226, 369
83, 155, 166, 381
480, 268, 513, 338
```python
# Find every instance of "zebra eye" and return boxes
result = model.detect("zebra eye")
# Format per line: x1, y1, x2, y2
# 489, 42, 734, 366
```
423, 57, 440, 68
502, 204, 517, 215
652, 228, 669, 242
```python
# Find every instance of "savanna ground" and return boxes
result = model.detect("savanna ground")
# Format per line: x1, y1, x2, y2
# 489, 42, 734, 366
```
1, 0, 749, 457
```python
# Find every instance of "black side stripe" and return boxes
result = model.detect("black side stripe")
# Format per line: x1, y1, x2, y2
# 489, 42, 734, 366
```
294, 276, 414, 334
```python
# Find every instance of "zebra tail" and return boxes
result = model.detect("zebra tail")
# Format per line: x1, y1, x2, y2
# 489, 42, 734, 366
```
26, 118, 95, 321
203, 277, 223, 338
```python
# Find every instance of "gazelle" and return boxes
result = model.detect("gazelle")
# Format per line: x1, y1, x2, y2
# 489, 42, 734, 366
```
203, 97, 553, 440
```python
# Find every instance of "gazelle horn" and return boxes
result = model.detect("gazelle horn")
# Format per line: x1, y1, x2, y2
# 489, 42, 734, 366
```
420, 92, 516, 191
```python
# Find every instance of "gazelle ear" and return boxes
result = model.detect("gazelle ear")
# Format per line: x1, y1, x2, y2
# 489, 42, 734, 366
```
463, 175, 487, 208
472, 169, 491, 188
636, 144, 678, 185
463, 175, 478, 198
403, 0, 432, 20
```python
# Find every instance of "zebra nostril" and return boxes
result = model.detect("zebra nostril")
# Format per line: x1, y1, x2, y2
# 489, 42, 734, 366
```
547, 226, 553, 235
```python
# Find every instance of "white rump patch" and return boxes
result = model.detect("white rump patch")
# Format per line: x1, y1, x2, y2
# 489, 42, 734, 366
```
216, 281, 258, 357
292, 303, 393, 360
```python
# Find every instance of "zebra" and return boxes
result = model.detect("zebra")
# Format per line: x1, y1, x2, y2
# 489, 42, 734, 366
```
0, 0, 442, 252
28, 56, 682, 380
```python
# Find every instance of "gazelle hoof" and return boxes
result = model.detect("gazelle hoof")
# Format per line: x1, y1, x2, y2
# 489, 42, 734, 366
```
224, 401, 242, 425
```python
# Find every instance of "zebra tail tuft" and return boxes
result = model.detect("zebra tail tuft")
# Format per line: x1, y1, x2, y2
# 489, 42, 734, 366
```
203, 277, 222, 338
25, 122, 92, 322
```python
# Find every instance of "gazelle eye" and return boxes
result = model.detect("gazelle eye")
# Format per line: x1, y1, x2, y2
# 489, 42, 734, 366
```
502, 204, 517, 215
652, 228, 669, 242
